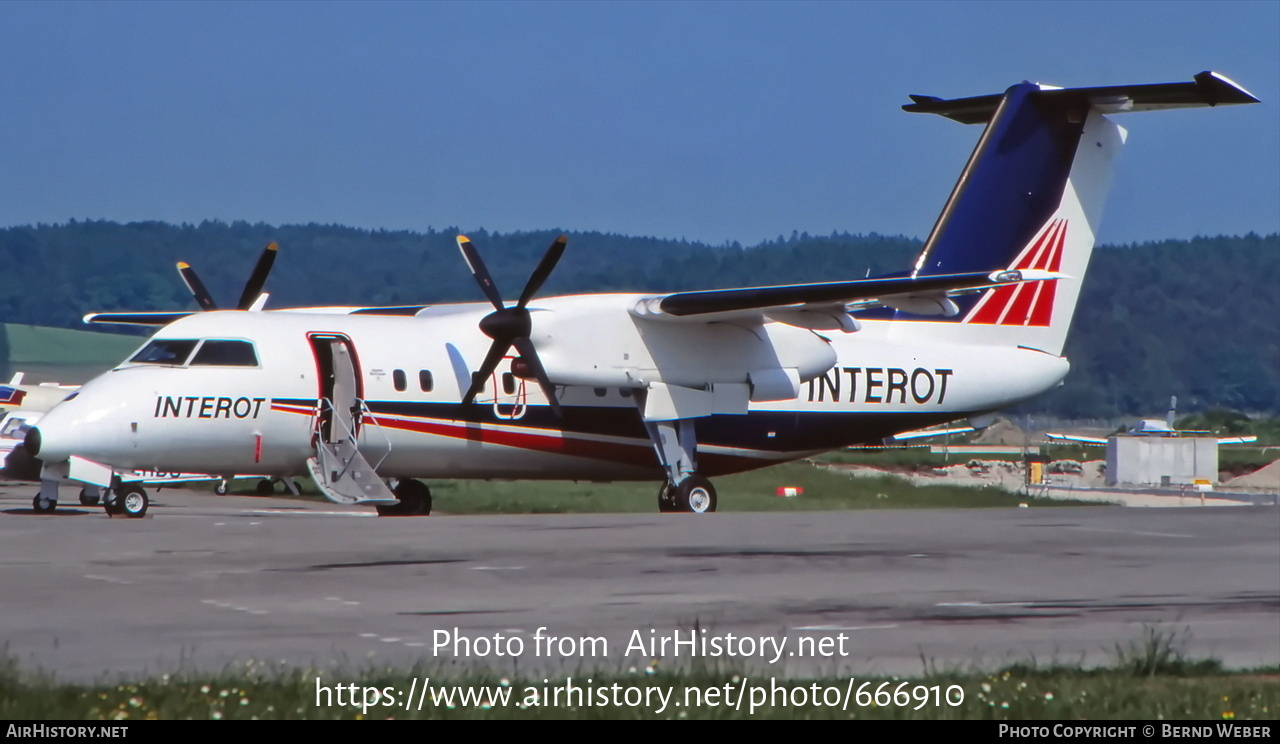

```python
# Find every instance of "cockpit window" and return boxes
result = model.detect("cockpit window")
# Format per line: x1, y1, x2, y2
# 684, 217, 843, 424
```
129, 339, 200, 365
190, 340, 259, 367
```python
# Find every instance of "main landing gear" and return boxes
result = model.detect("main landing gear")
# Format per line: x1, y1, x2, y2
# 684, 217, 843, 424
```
103, 483, 149, 518
657, 475, 718, 514
376, 479, 433, 517
644, 418, 717, 514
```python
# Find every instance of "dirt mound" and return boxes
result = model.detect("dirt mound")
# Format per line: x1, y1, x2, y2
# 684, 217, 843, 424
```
972, 418, 1027, 446
1225, 459, 1280, 490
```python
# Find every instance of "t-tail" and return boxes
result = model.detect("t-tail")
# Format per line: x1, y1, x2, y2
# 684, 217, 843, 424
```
897, 71, 1257, 356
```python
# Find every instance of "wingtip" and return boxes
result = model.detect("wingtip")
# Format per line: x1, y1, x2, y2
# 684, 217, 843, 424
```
176, 261, 190, 270
265, 241, 279, 252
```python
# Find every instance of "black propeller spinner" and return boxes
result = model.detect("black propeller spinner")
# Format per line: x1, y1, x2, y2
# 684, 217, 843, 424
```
177, 242, 279, 311
457, 235, 566, 416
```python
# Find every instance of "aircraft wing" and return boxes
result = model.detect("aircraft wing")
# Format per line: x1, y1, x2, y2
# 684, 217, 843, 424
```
84, 311, 196, 326
635, 269, 1060, 325
1217, 435, 1258, 445
1045, 433, 1108, 445
891, 425, 976, 442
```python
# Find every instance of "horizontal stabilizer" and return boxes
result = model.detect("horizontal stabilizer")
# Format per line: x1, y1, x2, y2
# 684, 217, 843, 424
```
904, 71, 1259, 124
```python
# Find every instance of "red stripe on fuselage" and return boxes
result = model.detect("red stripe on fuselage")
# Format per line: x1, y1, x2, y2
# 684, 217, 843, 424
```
271, 404, 788, 476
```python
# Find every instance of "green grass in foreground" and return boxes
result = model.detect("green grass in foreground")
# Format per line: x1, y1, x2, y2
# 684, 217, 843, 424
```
3, 631, 1274, 720
218, 461, 1098, 513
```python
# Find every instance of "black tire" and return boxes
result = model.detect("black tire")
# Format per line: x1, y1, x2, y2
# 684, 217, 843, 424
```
32, 494, 56, 514
674, 476, 717, 514
379, 479, 432, 517
255, 479, 275, 496
103, 489, 121, 516
79, 488, 100, 506
116, 484, 149, 518
214, 481, 229, 495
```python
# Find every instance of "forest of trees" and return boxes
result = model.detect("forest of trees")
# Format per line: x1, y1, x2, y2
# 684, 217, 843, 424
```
1, 220, 1275, 418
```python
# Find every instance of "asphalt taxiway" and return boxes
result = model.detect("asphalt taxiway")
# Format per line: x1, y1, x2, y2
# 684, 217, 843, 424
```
1, 484, 1277, 682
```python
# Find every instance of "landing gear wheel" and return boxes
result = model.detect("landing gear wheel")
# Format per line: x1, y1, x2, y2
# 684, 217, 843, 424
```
116, 484, 149, 518
657, 483, 679, 513
32, 494, 56, 514
255, 479, 275, 496
214, 481, 229, 495
675, 476, 717, 514
79, 488, 100, 506
103, 490, 121, 516
378, 479, 432, 517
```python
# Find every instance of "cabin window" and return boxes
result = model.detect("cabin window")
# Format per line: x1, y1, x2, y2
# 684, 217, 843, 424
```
502, 373, 517, 395
419, 370, 433, 392
129, 339, 199, 366
393, 369, 407, 392
189, 339, 259, 367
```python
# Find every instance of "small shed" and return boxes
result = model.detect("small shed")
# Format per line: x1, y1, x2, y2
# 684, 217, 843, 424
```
1105, 436, 1218, 487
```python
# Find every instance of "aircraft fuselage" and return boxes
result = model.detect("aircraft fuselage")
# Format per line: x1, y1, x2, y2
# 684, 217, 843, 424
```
32, 300, 1067, 483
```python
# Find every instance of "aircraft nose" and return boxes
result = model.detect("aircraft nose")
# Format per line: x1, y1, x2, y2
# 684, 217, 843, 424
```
24, 404, 95, 464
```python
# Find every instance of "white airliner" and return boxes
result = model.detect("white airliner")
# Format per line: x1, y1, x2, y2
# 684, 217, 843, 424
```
22, 72, 1258, 517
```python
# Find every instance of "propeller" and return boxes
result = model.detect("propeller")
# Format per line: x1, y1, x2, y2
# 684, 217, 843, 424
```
457, 235, 566, 416
177, 242, 279, 311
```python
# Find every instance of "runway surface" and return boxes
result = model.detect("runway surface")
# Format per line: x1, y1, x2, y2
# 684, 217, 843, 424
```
1, 484, 1277, 682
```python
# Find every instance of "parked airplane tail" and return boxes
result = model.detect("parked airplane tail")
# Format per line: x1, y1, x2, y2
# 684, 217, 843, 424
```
898, 72, 1257, 356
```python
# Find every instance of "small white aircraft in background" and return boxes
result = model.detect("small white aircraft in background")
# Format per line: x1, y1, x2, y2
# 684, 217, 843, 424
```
1046, 397, 1259, 446
0, 372, 78, 413
22, 72, 1258, 517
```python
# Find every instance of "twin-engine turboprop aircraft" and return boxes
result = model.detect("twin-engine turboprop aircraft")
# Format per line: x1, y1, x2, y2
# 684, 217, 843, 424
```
24, 72, 1258, 517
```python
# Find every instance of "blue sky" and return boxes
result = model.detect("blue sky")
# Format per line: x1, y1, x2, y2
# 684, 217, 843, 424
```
1, 1, 1276, 246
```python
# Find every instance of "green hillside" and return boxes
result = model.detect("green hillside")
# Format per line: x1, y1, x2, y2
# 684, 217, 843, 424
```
2, 323, 141, 382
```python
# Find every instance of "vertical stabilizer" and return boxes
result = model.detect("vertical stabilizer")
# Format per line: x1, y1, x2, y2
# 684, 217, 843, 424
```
899, 72, 1257, 356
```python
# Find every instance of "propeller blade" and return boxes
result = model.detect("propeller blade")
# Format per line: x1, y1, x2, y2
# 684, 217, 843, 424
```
461, 339, 513, 406
513, 337, 562, 416
457, 235, 567, 417
456, 235, 506, 310
237, 242, 279, 310
516, 235, 566, 309
177, 262, 218, 311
